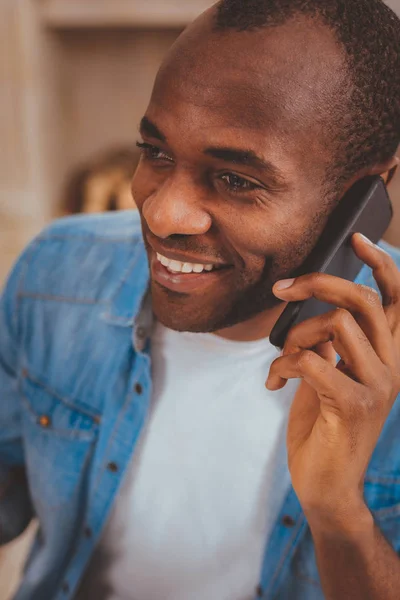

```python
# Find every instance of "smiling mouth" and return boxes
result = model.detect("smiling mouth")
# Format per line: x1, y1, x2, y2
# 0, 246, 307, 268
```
155, 251, 229, 274
151, 251, 233, 293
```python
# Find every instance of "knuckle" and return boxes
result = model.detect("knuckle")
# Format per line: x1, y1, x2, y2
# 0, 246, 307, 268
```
285, 327, 301, 349
377, 366, 396, 398
311, 272, 325, 287
361, 385, 387, 416
332, 308, 353, 329
356, 284, 381, 308
352, 391, 380, 419
369, 393, 386, 416
301, 272, 324, 290
297, 349, 318, 370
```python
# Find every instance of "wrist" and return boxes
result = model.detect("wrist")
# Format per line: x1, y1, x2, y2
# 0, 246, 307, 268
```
305, 498, 374, 542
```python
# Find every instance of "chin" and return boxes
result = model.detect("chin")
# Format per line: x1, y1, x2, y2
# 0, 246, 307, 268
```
150, 276, 281, 334
151, 287, 227, 333
153, 303, 218, 334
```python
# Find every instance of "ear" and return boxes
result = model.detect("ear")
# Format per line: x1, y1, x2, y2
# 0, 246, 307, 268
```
373, 155, 399, 187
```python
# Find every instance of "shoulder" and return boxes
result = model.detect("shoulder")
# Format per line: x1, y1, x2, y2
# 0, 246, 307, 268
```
40, 209, 143, 240
18, 210, 147, 302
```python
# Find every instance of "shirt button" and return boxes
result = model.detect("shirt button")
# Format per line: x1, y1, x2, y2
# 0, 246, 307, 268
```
38, 415, 51, 428
61, 582, 70, 593
256, 584, 264, 597
84, 526, 92, 538
107, 461, 119, 473
282, 515, 296, 528
135, 383, 143, 395
136, 326, 146, 339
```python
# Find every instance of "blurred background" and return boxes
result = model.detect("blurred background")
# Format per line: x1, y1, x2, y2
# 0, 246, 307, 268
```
0, 0, 399, 598
0, 0, 215, 284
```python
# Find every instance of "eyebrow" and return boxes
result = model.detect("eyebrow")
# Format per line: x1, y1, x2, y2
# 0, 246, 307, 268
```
139, 117, 167, 142
204, 147, 280, 176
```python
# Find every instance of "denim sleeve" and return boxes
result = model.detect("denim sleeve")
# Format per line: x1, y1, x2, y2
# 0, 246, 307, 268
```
0, 243, 35, 545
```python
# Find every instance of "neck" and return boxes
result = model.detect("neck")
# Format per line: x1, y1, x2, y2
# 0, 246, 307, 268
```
213, 302, 288, 342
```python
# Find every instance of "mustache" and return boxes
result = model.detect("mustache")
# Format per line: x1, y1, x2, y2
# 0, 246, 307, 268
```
146, 234, 231, 264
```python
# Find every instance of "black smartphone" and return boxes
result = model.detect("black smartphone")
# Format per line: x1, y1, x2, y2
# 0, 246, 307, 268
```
269, 175, 393, 350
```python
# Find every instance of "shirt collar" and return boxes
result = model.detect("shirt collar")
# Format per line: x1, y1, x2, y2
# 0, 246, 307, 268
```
132, 286, 154, 353
100, 238, 152, 348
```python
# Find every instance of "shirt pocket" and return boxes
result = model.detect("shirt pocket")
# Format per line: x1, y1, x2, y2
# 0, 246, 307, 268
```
19, 369, 100, 512
291, 474, 400, 588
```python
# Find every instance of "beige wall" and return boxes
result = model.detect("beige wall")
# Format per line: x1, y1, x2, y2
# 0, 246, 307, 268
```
47, 27, 181, 209
0, 0, 213, 283
386, 0, 400, 13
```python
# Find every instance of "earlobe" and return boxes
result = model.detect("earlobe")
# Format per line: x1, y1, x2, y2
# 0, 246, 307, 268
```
382, 156, 399, 186
386, 163, 399, 186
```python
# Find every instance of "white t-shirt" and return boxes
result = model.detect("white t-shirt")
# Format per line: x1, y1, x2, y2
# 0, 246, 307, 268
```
77, 322, 299, 600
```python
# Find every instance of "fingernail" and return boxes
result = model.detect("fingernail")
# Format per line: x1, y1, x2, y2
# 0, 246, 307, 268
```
275, 278, 295, 290
359, 234, 375, 247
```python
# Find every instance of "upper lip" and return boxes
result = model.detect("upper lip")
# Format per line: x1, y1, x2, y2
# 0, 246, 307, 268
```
148, 239, 231, 267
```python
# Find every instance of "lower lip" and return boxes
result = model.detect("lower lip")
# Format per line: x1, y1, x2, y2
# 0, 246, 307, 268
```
151, 254, 232, 293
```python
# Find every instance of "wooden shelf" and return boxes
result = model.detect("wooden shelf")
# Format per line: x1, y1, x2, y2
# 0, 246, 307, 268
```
39, 0, 214, 29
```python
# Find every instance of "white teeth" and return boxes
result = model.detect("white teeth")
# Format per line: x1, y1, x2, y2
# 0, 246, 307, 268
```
156, 252, 217, 274
160, 256, 169, 267
168, 260, 183, 272
192, 264, 204, 273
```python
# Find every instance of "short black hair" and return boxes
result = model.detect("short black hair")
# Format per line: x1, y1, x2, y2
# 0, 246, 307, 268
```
215, 0, 400, 197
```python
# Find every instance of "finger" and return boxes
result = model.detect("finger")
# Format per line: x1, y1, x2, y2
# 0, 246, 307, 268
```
282, 308, 383, 386
266, 350, 359, 412
314, 341, 337, 366
351, 233, 400, 335
273, 268, 395, 368
286, 379, 320, 453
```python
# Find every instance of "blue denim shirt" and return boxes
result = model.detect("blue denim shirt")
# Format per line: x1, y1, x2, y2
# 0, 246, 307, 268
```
1, 210, 400, 600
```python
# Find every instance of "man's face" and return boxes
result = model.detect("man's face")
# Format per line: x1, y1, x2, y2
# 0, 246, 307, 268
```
132, 12, 345, 333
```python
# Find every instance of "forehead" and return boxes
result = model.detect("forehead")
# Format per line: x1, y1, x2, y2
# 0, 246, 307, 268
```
149, 15, 345, 140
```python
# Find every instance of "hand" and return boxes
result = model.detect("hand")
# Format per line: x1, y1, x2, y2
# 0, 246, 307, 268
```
266, 233, 400, 525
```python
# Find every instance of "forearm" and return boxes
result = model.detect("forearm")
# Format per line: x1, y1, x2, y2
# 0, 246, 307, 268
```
309, 504, 400, 600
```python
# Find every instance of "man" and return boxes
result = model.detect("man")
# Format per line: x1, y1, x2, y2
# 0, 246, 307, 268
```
1, 0, 400, 598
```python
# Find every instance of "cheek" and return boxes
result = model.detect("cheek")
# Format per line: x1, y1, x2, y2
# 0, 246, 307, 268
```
227, 213, 297, 265
235, 211, 317, 281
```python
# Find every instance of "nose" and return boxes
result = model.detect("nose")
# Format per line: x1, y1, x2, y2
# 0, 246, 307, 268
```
142, 171, 212, 239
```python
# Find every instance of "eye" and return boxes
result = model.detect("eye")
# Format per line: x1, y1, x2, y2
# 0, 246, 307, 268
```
220, 173, 260, 193
136, 142, 174, 163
